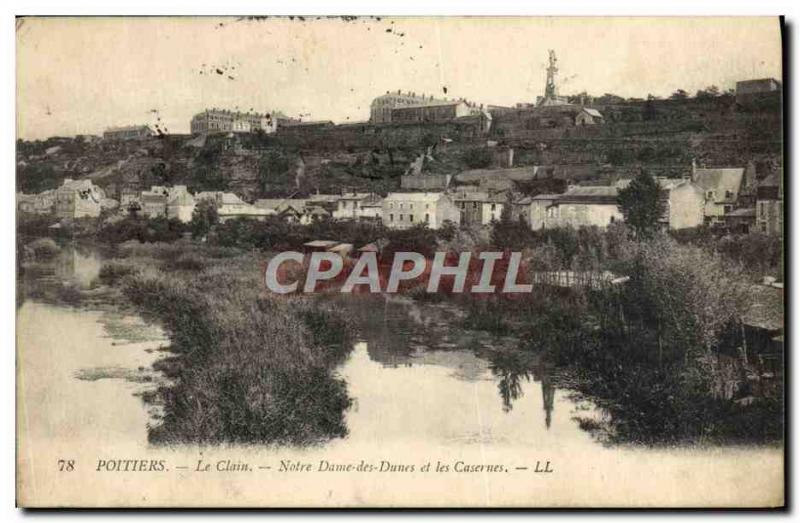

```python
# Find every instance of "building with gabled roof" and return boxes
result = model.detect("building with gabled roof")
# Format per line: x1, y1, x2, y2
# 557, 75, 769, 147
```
528, 185, 622, 230
333, 192, 383, 221
103, 125, 154, 140
691, 164, 746, 225
756, 172, 783, 236
54, 178, 106, 219
382, 192, 460, 230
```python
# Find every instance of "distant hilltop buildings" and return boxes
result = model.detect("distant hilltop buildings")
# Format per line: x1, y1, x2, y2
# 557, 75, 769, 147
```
190, 109, 298, 135
369, 90, 487, 124
103, 125, 154, 141
88, 51, 778, 142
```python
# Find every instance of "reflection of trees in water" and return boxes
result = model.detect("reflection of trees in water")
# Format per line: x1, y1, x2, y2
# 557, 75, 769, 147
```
489, 350, 555, 428
331, 294, 558, 427
335, 295, 452, 367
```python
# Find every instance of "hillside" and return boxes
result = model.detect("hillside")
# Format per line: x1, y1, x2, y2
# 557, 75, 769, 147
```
16, 94, 783, 201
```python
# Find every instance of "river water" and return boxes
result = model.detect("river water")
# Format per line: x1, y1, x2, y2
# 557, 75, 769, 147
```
16, 245, 784, 507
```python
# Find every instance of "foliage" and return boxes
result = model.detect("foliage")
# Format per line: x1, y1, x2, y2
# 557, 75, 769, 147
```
98, 216, 188, 244
97, 260, 139, 285
617, 169, 664, 239
462, 147, 493, 169
25, 237, 60, 260
258, 150, 291, 195
17, 163, 62, 194
118, 253, 353, 445
670, 89, 689, 100
190, 199, 219, 239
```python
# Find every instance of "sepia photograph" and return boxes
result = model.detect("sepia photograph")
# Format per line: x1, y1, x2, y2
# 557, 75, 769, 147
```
14, 15, 785, 508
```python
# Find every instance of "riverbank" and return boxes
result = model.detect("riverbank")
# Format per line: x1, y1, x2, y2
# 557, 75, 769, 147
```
88, 240, 355, 445
22, 215, 783, 448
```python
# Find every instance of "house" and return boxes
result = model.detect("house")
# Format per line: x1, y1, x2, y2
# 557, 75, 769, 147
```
331, 192, 383, 221
735, 78, 782, 106
196, 191, 272, 222
382, 192, 460, 230
300, 205, 331, 225
510, 196, 533, 225
103, 125, 154, 140
390, 101, 480, 124
756, 172, 783, 236
740, 284, 784, 390
723, 207, 757, 234
657, 178, 706, 230
139, 186, 171, 218
529, 186, 622, 230
575, 108, 604, 126
358, 194, 384, 221
191, 109, 278, 135
370, 91, 452, 123
451, 191, 505, 226
306, 193, 342, 214
166, 189, 196, 223
529, 194, 562, 230
17, 189, 56, 215
54, 178, 105, 219
691, 165, 745, 225
254, 198, 308, 223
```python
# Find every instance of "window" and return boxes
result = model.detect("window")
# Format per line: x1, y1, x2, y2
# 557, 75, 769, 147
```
399, 214, 404, 221
724, 205, 732, 214
725, 190, 733, 199
409, 214, 414, 222
491, 204, 496, 211
706, 191, 714, 200
400, 203, 404, 210
410, 204, 414, 210
425, 213, 430, 222
389, 203, 394, 209
389, 213, 394, 222
473, 202, 478, 209
426, 204, 430, 210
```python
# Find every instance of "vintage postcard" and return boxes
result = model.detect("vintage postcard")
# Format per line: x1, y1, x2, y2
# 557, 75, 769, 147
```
15, 16, 784, 508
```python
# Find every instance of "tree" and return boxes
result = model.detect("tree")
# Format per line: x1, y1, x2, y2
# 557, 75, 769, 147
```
258, 150, 290, 195
462, 147, 493, 169
191, 198, 219, 239
696, 85, 721, 100
617, 169, 664, 239
669, 89, 689, 100
642, 96, 657, 121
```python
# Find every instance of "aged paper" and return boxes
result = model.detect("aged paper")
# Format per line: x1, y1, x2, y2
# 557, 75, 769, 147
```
16, 16, 784, 508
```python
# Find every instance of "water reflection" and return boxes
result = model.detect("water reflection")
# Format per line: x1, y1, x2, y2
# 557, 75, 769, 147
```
487, 351, 555, 429
327, 294, 572, 436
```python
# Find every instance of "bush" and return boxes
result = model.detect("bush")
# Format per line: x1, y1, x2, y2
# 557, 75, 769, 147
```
97, 261, 139, 285
26, 237, 60, 260
462, 147, 493, 169
98, 216, 187, 244
165, 252, 207, 272
119, 259, 354, 445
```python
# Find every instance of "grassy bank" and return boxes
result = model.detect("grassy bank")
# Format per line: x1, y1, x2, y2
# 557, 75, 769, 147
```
463, 229, 784, 445
103, 241, 354, 446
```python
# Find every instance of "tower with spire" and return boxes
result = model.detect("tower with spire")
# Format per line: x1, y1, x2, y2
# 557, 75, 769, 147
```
536, 50, 571, 107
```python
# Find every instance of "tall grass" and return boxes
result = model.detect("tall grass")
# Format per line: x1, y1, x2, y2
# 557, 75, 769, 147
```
117, 249, 353, 445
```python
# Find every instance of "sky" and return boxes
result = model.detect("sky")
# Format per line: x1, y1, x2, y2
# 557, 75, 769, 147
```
16, 16, 783, 140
